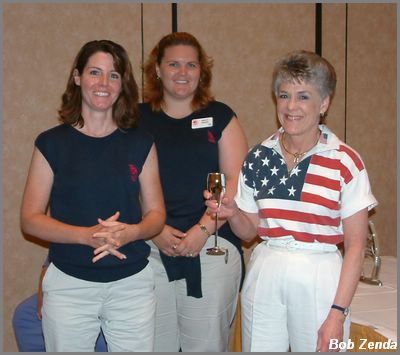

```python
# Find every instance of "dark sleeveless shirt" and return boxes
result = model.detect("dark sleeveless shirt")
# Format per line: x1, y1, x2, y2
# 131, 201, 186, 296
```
35, 124, 153, 282
139, 101, 244, 297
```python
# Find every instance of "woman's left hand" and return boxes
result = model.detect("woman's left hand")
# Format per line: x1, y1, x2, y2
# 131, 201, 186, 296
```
174, 224, 209, 258
91, 215, 133, 262
316, 314, 345, 352
316, 209, 369, 352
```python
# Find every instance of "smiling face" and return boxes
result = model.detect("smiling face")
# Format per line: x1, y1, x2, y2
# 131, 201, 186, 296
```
156, 44, 201, 104
74, 51, 122, 116
276, 80, 330, 139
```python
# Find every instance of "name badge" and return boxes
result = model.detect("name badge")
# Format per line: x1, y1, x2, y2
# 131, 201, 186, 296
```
192, 117, 213, 129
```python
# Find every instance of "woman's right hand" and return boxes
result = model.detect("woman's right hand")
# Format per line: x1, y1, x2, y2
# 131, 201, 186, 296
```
151, 224, 187, 256
90, 211, 129, 262
204, 190, 239, 220
87, 211, 125, 250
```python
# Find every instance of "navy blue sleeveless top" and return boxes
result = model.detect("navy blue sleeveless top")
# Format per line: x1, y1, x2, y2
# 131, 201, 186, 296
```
139, 101, 244, 297
35, 124, 153, 282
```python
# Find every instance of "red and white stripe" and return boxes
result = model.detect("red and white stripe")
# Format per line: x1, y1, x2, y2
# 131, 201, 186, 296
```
257, 145, 365, 244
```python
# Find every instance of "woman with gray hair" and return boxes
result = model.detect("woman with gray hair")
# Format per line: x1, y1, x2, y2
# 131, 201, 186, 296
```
206, 50, 377, 352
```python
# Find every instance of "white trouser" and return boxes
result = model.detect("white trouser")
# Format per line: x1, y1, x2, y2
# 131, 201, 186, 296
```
147, 236, 242, 352
42, 262, 155, 352
241, 238, 351, 352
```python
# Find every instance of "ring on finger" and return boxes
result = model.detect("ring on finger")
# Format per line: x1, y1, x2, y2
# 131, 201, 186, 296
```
171, 244, 177, 250
187, 252, 194, 257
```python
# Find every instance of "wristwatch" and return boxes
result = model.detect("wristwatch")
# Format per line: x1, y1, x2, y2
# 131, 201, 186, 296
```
331, 304, 349, 316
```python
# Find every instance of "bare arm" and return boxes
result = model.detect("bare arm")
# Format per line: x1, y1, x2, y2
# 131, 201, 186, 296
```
175, 116, 248, 256
316, 208, 368, 352
218, 116, 248, 201
204, 118, 258, 242
20, 147, 110, 246
225, 201, 259, 242
135, 143, 166, 239
199, 117, 248, 231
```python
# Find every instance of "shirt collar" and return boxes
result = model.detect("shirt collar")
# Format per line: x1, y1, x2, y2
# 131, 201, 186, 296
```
261, 124, 341, 154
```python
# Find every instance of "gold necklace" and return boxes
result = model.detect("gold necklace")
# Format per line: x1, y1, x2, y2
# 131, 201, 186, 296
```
280, 131, 320, 166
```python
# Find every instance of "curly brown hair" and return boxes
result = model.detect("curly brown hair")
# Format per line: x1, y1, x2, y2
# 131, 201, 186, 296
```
143, 32, 214, 112
58, 40, 139, 129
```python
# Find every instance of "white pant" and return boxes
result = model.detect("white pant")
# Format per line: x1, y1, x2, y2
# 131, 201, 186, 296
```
42, 262, 155, 352
147, 236, 242, 352
241, 240, 351, 352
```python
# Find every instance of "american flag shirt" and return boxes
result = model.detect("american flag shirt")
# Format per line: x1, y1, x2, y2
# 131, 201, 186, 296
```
235, 125, 377, 244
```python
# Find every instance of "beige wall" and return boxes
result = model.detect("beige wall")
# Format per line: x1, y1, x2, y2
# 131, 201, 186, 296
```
3, 3, 396, 351
346, 4, 397, 257
3, 3, 170, 351
178, 3, 315, 147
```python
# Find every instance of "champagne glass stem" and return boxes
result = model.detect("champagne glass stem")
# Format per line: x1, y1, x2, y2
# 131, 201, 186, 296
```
214, 212, 219, 247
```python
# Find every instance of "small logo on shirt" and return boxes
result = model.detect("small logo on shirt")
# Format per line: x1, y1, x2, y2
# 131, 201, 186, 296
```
129, 164, 138, 182
208, 130, 217, 144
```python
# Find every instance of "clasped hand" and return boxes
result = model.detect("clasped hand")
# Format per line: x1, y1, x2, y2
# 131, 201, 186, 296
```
90, 211, 128, 263
151, 225, 187, 257
152, 224, 208, 258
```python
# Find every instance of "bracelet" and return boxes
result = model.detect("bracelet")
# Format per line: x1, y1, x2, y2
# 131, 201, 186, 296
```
197, 223, 211, 237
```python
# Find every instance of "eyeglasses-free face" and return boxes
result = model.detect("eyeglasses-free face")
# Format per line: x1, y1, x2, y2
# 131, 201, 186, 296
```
74, 51, 122, 116
156, 44, 201, 104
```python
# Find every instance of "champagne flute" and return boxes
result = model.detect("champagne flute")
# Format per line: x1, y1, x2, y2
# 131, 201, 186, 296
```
206, 172, 226, 255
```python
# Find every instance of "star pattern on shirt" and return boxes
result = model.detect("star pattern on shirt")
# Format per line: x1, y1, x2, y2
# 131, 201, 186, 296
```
253, 149, 262, 158
262, 157, 270, 166
279, 175, 288, 185
242, 143, 311, 201
270, 166, 279, 176
290, 165, 301, 176
288, 186, 296, 196
261, 177, 269, 186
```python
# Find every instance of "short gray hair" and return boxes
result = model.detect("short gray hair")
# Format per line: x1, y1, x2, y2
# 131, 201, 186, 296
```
272, 50, 336, 100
